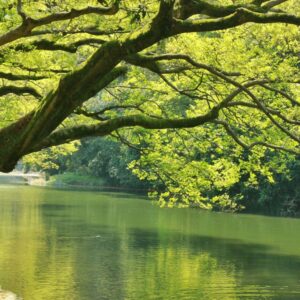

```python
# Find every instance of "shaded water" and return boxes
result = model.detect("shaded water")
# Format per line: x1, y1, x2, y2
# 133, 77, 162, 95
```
0, 185, 300, 299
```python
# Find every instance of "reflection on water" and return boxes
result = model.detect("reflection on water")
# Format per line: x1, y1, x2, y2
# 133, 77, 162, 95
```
0, 185, 300, 299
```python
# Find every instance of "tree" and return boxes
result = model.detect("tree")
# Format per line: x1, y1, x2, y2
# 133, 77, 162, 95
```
0, 0, 299, 180
57, 138, 150, 189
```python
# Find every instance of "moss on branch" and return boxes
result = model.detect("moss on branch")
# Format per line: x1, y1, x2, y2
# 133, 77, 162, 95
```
30, 108, 219, 152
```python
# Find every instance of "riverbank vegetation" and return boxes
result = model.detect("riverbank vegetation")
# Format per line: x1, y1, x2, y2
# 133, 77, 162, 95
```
0, 0, 299, 215
24, 137, 300, 216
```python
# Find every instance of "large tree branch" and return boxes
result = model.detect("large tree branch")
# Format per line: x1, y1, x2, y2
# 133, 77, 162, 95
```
0, 3, 119, 47
16, 0, 27, 21
172, 9, 300, 34
0, 1, 176, 172
174, 0, 289, 20
174, 0, 266, 20
29, 108, 219, 152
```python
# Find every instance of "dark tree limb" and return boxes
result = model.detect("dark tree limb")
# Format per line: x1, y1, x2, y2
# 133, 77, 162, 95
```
262, 0, 288, 9
0, 85, 41, 98
0, 3, 119, 47
174, 0, 265, 20
29, 107, 219, 152
12, 38, 106, 53
0, 71, 45, 81
172, 9, 300, 34
16, 0, 27, 21
31, 28, 128, 37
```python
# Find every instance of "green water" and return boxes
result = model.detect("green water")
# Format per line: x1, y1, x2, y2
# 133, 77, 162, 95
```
0, 185, 299, 299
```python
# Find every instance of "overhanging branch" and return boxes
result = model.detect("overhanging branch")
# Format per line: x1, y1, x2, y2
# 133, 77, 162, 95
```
174, 0, 289, 20
0, 2, 119, 47
174, 0, 265, 20
29, 108, 219, 152
172, 9, 300, 34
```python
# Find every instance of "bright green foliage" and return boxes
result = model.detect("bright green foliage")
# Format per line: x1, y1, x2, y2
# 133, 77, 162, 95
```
113, 22, 299, 210
60, 138, 149, 188
0, 0, 299, 211
23, 143, 78, 171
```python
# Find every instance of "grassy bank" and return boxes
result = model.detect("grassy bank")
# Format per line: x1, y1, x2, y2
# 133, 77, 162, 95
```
48, 173, 106, 188
47, 172, 148, 194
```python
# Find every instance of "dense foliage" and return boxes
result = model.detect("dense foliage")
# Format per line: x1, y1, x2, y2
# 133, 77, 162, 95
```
47, 136, 298, 215
0, 0, 299, 212
58, 138, 150, 189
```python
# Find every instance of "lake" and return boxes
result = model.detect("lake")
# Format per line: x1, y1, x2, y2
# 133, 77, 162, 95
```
0, 185, 300, 299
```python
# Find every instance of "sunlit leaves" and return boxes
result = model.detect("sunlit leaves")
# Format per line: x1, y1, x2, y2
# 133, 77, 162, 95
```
0, 0, 299, 209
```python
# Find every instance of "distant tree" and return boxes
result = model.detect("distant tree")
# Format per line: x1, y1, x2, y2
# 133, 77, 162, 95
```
64, 138, 150, 188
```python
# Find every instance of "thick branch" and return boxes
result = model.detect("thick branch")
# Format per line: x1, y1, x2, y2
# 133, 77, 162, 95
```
174, 0, 265, 20
0, 2, 177, 172
172, 9, 300, 34
30, 108, 219, 152
174, 0, 289, 20
0, 3, 119, 47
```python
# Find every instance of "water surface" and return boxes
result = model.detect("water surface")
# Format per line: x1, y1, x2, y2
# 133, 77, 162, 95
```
0, 185, 300, 299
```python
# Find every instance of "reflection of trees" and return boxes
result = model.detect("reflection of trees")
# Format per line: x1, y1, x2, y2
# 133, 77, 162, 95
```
123, 244, 237, 299
0, 187, 44, 298
0, 187, 78, 300
122, 227, 300, 299
0, 187, 130, 300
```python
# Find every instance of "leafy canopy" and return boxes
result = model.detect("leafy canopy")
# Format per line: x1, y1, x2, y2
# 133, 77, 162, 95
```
0, 0, 299, 208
